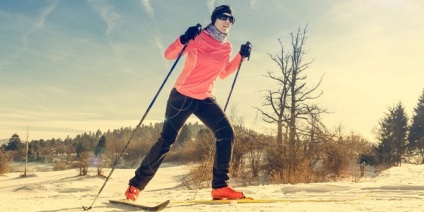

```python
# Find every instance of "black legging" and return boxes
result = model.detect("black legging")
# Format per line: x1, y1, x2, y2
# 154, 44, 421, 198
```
129, 88, 234, 190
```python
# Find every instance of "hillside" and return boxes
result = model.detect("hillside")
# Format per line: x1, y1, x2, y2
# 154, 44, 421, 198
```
0, 138, 8, 145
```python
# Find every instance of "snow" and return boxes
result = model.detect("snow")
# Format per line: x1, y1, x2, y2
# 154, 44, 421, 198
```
1, 163, 424, 211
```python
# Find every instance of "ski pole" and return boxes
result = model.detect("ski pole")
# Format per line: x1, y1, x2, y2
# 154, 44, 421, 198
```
82, 23, 202, 211
223, 41, 251, 111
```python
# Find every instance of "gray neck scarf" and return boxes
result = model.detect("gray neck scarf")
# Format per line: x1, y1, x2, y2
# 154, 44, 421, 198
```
205, 24, 228, 43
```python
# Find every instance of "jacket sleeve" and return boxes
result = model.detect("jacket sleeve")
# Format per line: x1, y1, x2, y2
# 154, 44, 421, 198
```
164, 35, 197, 60
218, 53, 245, 79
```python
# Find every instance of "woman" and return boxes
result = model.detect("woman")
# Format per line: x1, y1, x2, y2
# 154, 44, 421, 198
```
125, 5, 251, 201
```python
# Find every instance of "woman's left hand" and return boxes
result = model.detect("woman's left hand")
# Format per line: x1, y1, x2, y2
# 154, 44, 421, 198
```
239, 43, 251, 58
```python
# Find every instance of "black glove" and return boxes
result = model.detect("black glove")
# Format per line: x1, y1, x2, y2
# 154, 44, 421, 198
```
180, 25, 201, 44
239, 42, 251, 59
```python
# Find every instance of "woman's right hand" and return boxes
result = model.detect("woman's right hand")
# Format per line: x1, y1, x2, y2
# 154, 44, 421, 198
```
180, 25, 202, 44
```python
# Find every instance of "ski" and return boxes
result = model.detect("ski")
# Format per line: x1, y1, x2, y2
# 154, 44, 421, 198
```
177, 198, 357, 204
173, 193, 371, 205
109, 199, 170, 211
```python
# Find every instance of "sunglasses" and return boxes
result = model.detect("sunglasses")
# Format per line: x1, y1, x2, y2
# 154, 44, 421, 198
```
217, 14, 235, 24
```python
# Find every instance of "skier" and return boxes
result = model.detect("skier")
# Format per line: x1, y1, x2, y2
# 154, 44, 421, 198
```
125, 5, 251, 201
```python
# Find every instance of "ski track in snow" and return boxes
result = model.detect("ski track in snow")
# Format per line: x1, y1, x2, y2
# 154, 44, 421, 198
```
1, 163, 424, 211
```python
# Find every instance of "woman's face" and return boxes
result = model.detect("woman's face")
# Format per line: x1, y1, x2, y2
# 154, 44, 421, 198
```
214, 13, 233, 34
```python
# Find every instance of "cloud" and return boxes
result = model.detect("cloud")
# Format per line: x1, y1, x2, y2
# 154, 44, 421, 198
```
0, 9, 9, 17
89, 0, 120, 36
0, 106, 101, 122
14, 91, 50, 112
250, 0, 257, 8
0, 0, 59, 72
208, 0, 216, 12
153, 35, 165, 56
152, 34, 169, 69
23, 0, 60, 45
33, 91, 47, 100
140, 0, 154, 19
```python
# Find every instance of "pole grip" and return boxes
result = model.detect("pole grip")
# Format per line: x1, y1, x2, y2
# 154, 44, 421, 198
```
245, 41, 252, 61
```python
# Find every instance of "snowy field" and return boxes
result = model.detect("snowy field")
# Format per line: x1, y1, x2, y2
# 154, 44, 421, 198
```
1, 163, 424, 212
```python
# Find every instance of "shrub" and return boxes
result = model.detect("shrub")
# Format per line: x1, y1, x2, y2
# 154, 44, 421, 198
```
53, 161, 67, 171
0, 151, 11, 175
181, 163, 212, 190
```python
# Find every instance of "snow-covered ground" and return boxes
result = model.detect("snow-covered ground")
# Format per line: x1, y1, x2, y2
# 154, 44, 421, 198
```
1, 163, 424, 212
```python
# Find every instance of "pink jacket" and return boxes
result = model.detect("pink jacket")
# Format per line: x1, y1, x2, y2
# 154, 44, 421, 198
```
164, 30, 243, 100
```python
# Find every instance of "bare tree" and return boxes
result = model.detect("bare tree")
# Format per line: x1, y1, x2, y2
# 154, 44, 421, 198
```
255, 25, 326, 183
24, 127, 29, 177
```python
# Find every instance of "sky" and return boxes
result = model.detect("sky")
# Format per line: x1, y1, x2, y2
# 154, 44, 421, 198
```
1, 0, 423, 143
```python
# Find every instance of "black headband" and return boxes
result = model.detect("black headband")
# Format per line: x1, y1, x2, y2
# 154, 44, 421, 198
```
211, 5, 234, 24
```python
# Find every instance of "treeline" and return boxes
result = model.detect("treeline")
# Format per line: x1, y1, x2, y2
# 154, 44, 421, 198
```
0, 122, 206, 174
372, 89, 424, 166
0, 121, 372, 183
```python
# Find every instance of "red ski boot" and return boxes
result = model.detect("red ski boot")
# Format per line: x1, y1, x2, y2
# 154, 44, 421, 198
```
125, 185, 140, 202
211, 186, 245, 200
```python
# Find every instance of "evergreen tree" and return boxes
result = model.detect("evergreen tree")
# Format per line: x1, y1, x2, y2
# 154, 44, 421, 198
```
6, 134, 22, 151
176, 124, 191, 146
94, 135, 107, 157
408, 89, 424, 163
376, 103, 408, 166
